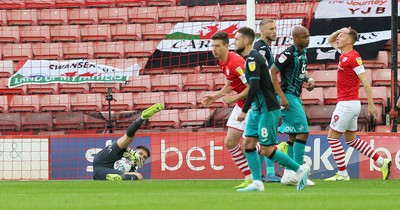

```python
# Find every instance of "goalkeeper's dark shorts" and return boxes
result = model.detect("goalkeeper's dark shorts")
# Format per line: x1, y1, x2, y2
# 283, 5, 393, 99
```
93, 141, 125, 180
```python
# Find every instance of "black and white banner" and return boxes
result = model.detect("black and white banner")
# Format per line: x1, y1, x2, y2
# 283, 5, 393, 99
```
315, 0, 398, 19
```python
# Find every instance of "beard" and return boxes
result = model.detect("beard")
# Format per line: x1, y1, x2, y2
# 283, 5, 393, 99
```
235, 46, 245, 55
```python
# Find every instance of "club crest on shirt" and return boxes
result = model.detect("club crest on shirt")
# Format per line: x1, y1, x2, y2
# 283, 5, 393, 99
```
249, 61, 256, 71
356, 57, 363, 65
342, 57, 348, 62
235, 66, 244, 75
226, 69, 230, 75
278, 54, 287, 63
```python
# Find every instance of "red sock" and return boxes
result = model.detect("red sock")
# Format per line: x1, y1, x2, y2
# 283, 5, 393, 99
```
328, 138, 347, 171
228, 144, 251, 176
347, 138, 380, 161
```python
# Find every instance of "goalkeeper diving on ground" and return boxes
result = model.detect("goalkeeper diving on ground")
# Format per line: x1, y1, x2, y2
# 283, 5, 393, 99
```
92, 103, 164, 181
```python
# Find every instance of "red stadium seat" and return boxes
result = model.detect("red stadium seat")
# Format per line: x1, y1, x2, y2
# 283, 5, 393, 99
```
0, 10, 7, 25
183, 73, 214, 91
310, 70, 337, 87
7, 9, 38, 26
101, 92, 133, 111
26, 83, 59, 94
124, 41, 155, 58
151, 74, 182, 92
111, 24, 142, 41
80, 25, 111, 42
307, 63, 325, 71
2, 43, 33, 61
165, 91, 197, 109
9, 95, 40, 112
147, 0, 176, 6
84, 113, 107, 130
53, 112, 84, 131
116, 0, 146, 7
90, 82, 121, 93
0, 26, 20, 43
133, 92, 165, 109
189, 5, 219, 22
85, 0, 116, 7
358, 86, 387, 107
141, 23, 172, 40
50, 25, 81, 42
121, 75, 151, 92
128, 7, 158, 24
180, 108, 213, 128
213, 107, 232, 127
62, 42, 94, 59
196, 91, 227, 108
0, 78, 26, 95
148, 109, 180, 129
301, 87, 323, 105
200, 65, 222, 74
19, 25, 51, 43
363, 51, 388, 69
0, 95, 9, 113
59, 83, 89, 94
220, 5, 246, 21
98, 7, 128, 24
280, 3, 312, 19
0, 112, 21, 131
68, 8, 98, 25
55, 0, 85, 8
0, 60, 14, 78
255, 3, 280, 20
40, 94, 71, 112
158, 6, 189, 23
32, 42, 63, 60
22, 112, 53, 131
38, 9, 68, 25
323, 87, 337, 105
93, 41, 125, 59
372, 69, 391, 86
70, 93, 102, 112
305, 105, 336, 127
170, 66, 200, 74
213, 73, 227, 90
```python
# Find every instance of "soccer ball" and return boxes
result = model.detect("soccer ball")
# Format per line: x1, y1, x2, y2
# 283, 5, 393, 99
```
113, 157, 132, 173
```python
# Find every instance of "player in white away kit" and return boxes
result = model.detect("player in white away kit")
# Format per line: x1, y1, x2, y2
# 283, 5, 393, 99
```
324, 27, 391, 181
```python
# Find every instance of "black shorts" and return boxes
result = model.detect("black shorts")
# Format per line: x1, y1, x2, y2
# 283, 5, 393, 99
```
93, 141, 125, 180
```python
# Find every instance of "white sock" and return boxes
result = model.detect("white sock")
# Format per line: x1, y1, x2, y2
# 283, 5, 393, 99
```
376, 157, 384, 167
252, 180, 263, 187
338, 170, 349, 177
245, 175, 252, 180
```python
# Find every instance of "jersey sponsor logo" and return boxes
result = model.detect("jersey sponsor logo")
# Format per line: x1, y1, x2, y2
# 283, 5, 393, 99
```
248, 61, 256, 71
260, 46, 267, 49
284, 51, 291, 55
235, 66, 244, 75
356, 57, 363, 65
342, 57, 348, 62
248, 56, 255, 60
278, 54, 287, 63
284, 126, 296, 132
226, 69, 230, 75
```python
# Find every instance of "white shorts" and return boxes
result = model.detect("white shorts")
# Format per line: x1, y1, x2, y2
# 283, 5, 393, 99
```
227, 105, 247, 131
329, 100, 361, 133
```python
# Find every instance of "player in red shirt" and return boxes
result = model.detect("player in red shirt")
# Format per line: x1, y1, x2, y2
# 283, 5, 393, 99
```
324, 27, 391, 181
202, 31, 253, 188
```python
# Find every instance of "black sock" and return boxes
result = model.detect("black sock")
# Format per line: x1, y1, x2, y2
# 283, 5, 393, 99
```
126, 118, 144, 137
122, 174, 139, 181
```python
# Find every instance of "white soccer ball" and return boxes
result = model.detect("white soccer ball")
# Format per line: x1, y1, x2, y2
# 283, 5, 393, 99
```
113, 157, 132, 173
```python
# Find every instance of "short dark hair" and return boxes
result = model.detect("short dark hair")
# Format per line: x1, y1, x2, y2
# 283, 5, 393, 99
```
348, 28, 358, 44
136, 145, 151, 158
236, 27, 256, 44
211, 31, 229, 45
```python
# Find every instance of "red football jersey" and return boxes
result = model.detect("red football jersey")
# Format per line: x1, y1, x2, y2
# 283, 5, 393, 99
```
337, 50, 365, 101
219, 52, 247, 108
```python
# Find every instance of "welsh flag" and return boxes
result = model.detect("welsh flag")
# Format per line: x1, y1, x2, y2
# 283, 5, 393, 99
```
145, 20, 303, 70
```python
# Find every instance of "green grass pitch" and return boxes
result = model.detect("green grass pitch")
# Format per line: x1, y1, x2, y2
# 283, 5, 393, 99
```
0, 180, 398, 210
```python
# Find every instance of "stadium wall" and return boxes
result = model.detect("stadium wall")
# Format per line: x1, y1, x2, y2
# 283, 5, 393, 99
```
1, 132, 399, 180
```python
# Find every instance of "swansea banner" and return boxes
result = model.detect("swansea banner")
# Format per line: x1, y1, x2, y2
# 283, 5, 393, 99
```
8, 60, 141, 88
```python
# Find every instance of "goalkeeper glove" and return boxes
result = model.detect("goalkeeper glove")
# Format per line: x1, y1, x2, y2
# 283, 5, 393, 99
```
123, 148, 144, 168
